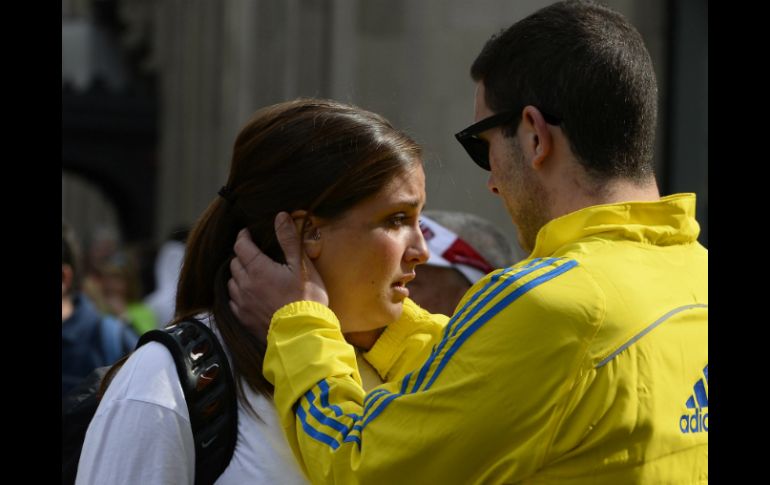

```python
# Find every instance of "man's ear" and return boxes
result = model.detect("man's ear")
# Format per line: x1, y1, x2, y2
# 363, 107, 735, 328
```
289, 210, 322, 260
520, 105, 553, 171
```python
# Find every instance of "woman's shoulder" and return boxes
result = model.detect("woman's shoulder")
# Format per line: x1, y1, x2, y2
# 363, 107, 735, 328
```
99, 341, 189, 418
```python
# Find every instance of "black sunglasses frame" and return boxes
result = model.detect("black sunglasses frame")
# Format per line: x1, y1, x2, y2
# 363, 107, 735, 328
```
454, 108, 562, 171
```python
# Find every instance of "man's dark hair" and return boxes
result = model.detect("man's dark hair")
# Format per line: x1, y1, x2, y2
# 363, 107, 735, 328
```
62, 222, 82, 295
471, 0, 657, 182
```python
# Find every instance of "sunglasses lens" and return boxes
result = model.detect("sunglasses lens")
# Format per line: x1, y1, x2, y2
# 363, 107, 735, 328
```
463, 137, 490, 171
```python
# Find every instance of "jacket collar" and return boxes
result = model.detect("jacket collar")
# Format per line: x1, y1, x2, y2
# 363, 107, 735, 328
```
529, 193, 701, 258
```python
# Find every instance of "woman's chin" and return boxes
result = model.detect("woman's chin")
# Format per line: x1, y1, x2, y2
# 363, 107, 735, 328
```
339, 303, 403, 335
381, 301, 404, 326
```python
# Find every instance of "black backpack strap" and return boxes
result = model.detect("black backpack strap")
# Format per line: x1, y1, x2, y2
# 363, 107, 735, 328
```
137, 319, 238, 485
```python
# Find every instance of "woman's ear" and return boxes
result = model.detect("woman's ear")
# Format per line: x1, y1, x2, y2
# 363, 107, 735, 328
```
289, 210, 322, 260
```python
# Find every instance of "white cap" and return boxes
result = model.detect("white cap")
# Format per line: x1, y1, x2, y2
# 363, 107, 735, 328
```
419, 215, 495, 284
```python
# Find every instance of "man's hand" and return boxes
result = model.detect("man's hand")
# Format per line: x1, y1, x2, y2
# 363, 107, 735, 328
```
228, 212, 329, 341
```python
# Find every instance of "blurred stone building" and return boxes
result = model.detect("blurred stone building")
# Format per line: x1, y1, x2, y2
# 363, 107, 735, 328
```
63, 0, 708, 253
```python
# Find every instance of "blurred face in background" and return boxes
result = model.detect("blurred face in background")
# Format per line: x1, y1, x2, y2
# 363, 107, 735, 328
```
409, 265, 471, 316
99, 269, 128, 316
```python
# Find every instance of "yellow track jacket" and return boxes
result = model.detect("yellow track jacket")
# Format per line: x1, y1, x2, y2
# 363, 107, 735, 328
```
263, 193, 708, 484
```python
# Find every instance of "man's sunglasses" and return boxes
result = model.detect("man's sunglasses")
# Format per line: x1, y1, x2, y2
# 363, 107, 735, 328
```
454, 108, 562, 171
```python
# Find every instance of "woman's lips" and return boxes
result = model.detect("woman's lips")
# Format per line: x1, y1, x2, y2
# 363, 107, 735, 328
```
392, 281, 410, 299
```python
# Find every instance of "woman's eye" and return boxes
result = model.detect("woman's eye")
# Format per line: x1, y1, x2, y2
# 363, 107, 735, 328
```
387, 214, 407, 227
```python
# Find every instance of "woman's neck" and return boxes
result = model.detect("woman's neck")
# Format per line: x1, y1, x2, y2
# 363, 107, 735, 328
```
344, 327, 386, 351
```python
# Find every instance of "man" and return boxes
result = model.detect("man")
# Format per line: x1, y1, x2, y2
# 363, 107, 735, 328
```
410, 211, 522, 315
62, 223, 138, 396
228, 1, 707, 482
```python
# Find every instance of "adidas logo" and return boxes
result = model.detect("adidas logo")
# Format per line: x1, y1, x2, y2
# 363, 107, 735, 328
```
679, 364, 708, 433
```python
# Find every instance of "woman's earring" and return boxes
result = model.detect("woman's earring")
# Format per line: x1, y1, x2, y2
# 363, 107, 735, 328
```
311, 229, 321, 241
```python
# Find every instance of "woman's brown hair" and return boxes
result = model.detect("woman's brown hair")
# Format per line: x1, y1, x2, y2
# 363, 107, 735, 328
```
173, 98, 422, 411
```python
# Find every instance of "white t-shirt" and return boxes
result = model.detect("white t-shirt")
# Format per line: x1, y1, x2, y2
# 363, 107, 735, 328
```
75, 316, 308, 485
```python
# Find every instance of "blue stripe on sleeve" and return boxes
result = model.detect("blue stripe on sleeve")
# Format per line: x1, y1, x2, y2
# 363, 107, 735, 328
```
342, 434, 362, 445
342, 423, 364, 446
400, 372, 414, 394
410, 258, 556, 393
301, 258, 579, 442
364, 388, 388, 406
449, 259, 558, 340
297, 404, 340, 450
362, 259, 579, 426
363, 392, 401, 426
424, 260, 579, 391
304, 388, 352, 435
363, 389, 390, 416
318, 379, 361, 421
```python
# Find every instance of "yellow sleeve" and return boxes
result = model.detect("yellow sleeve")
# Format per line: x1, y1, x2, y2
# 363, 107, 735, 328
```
363, 298, 448, 383
263, 258, 600, 484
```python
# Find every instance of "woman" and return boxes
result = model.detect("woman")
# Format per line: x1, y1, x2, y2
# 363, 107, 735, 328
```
76, 98, 431, 484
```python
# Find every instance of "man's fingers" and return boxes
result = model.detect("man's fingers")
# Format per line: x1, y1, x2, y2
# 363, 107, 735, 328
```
228, 299, 242, 322
230, 255, 247, 280
227, 276, 242, 306
234, 228, 264, 268
274, 212, 302, 269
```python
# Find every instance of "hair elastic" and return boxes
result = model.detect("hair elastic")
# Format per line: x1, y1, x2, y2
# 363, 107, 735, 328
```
218, 185, 238, 206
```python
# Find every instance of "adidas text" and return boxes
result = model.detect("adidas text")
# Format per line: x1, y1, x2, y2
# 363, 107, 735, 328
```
679, 407, 708, 433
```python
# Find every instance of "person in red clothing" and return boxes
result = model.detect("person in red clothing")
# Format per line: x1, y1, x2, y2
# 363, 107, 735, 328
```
410, 210, 523, 316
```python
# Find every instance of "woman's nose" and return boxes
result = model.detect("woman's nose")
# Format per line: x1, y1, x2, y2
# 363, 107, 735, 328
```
406, 227, 430, 265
